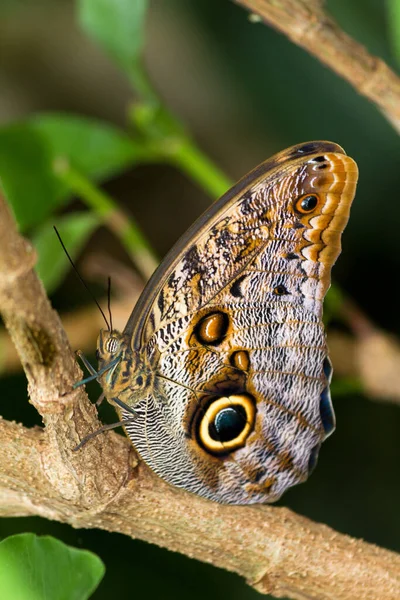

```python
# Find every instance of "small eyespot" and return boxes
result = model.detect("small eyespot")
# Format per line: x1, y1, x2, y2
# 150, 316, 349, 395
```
136, 375, 143, 387
230, 350, 250, 371
273, 285, 289, 296
197, 394, 256, 454
295, 194, 319, 214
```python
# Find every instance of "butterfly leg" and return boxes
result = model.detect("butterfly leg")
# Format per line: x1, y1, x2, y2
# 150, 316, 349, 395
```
76, 349, 97, 376
95, 392, 105, 407
112, 396, 139, 418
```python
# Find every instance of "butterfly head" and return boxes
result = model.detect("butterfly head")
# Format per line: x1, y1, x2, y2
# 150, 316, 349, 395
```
97, 328, 127, 363
96, 329, 152, 406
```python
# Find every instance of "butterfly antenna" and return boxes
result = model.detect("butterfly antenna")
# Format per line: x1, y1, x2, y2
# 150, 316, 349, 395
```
107, 276, 113, 331
53, 226, 110, 330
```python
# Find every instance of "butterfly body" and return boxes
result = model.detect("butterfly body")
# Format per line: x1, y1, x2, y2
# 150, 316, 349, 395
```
97, 330, 157, 407
96, 141, 358, 504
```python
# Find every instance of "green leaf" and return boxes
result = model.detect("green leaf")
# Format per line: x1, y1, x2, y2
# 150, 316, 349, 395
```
387, 0, 400, 64
78, 0, 149, 73
0, 116, 140, 232
0, 533, 104, 600
34, 212, 100, 294
0, 123, 58, 231
30, 113, 141, 190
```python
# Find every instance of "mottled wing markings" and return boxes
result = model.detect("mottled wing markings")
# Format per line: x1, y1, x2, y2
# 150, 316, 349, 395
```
114, 142, 358, 504
144, 152, 355, 344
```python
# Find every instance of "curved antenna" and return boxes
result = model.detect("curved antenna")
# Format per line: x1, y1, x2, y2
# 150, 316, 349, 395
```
53, 226, 110, 330
107, 276, 113, 331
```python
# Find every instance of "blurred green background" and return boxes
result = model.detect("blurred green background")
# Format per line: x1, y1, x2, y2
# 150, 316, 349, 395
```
0, 0, 399, 598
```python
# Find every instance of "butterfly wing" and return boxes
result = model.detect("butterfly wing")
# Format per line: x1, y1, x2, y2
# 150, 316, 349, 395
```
122, 141, 358, 504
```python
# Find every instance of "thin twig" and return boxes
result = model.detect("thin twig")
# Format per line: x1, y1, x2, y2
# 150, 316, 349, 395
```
233, 0, 400, 132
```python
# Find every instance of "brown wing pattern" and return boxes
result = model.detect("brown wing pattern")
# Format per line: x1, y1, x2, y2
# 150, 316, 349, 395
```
102, 141, 358, 504
129, 142, 356, 346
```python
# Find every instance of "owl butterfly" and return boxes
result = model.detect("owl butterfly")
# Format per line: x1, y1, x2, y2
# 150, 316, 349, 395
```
94, 141, 358, 505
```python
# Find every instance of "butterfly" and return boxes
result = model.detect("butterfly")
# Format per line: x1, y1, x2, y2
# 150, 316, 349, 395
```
89, 141, 358, 505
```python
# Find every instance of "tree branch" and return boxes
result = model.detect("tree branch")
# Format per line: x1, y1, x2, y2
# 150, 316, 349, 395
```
0, 417, 398, 600
0, 194, 399, 599
0, 194, 130, 507
0, 250, 143, 376
233, 0, 400, 132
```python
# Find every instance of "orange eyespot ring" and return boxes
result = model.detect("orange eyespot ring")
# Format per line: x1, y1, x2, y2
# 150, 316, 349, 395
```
198, 394, 256, 455
294, 193, 319, 214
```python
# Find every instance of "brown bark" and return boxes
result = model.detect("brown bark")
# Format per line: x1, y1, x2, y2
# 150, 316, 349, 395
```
0, 414, 399, 600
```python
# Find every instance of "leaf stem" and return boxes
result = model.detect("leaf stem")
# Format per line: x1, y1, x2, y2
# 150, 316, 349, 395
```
126, 65, 232, 199
169, 137, 232, 199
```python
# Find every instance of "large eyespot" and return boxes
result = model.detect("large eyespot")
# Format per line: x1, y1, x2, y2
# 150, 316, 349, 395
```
198, 394, 256, 454
294, 193, 319, 214
195, 311, 229, 345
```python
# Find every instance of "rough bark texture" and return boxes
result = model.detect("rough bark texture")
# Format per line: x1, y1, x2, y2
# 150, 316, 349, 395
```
0, 415, 399, 600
